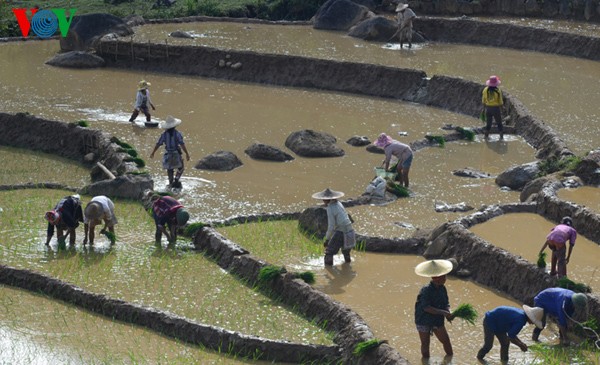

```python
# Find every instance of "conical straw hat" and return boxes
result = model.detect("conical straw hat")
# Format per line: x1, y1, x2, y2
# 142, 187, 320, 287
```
414, 259, 453, 277
311, 188, 344, 200
523, 305, 544, 329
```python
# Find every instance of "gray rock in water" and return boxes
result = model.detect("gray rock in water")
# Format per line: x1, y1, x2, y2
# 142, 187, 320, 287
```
195, 151, 243, 171
170, 30, 193, 38
434, 201, 474, 213
285, 130, 344, 158
314, 0, 371, 31
496, 161, 540, 190
298, 206, 328, 239
46, 51, 106, 69
366, 144, 384, 154
81, 174, 153, 200
452, 167, 492, 178
346, 136, 371, 146
244, 143, 294, 162
348, 16, 397, 41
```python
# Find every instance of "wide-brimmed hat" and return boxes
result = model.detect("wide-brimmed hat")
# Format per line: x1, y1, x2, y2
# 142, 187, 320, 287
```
45, 210, 60, 224
374, 133, 393, 148
138, 80, 151, 90
176, 208, 190, 226
523, 305, 544, 329
311, 188, 345, 200
396, 3, 409, 11
415, 259, 453, 277
84, 201, 103, 221
486, 75, 501, 87
572, 293, 588, 310
160, 115, 182, 129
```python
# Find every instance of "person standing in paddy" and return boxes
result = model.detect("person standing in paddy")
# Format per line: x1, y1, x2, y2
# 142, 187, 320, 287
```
414, 259, 455, 359
538, 216, 577, 278
128, 80, 156, 123
394, 3, 416, 49
44, 194, 84, 247
481, 75, 504, 140
149, 115, 191, 188
375, 133, 413, 188
312, 188, 356, 266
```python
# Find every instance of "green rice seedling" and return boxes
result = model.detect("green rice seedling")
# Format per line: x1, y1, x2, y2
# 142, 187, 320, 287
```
386, 181, 409, 198
76, 120, 89, 127
132, 157, 145, 168
425, 135, 446, 147
128, 170, 149, 175
183, 222, 206, 237
294, 271, 315, 284
258, 265, 286, 283
100, 230, 116, 243
126, 149, 138, 158
455, 126, 475, 141
537, 251, 547, 268
110, 137, 133, 150
558, 276, 591, 293
451, 303, 478, 325
353, 339, 386, 357
479, 110, 486, 122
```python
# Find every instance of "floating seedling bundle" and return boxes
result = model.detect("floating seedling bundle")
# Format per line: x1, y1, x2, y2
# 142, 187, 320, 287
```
451, 303, 478, 325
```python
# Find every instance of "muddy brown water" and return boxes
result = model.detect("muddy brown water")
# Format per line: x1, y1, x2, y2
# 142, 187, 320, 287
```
470, 213, 600, 292
558, 186, 600, 214
1, 20, 600, 364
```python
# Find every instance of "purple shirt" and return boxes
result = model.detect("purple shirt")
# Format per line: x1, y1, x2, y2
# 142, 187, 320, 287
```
484, 306, 528, 338
546, 224, 577, 246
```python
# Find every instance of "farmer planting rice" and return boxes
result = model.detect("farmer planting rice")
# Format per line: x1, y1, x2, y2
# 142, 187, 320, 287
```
45, 194, 84, 247
311, 188, 355, 266
150, 115, 191, 189
374, 133, 413, 188
539, 216, 577, 278
84, 195, 118, 246
531, 287, 588, 345
128, 80, 156, 124
150, 193, 189, 246
414, 259, 455, 359
476, 305, 544, 362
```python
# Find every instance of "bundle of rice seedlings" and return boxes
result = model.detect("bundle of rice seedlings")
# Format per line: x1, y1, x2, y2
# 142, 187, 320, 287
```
133, 157, 145, 168
126, 148, 138, 158
353, 339, 386, 357
537, 251, 547, 268
451, 303, 478, 325
57, 236, 67, 250
258, 265, 287, 283
110, 137, 133, 150
183, 222, 206, 237
558, 277, 591, 293
425, 135, 446, 147
480, 110, 486, 122
76, 120, 89, 127
579, 318, 599, 332
294, 271, 315, 284
386, 181, 409, 198
101, 230, 117, 243
455, 127, 475, 141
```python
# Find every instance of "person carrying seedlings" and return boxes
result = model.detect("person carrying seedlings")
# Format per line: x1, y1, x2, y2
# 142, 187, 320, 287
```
150, 115, 191, 189
150, 194, 190, 245
375, 133, 413, 188
531, 287, 588, 345
44, 194, 84, 247
129, 80, 156, 123
312, 188, 355, 266
414, 259, 455, 359
539, 216, 577, 278
83, 195, 118, 246
393, 3, 416, 49
481, 75, 504, 140
476, 305, 544, 362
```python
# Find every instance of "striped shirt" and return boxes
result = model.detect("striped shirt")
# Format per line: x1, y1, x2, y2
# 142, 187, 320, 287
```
157, 129, 185, 152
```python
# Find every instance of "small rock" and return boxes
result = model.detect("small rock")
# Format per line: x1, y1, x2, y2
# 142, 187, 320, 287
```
218, 59, 226, 67
230, 62, 242, 69
346, 136, 371, 146
84, 153, 95, 162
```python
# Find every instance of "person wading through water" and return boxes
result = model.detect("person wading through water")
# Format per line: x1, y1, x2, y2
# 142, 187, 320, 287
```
150, 116, 191, 189
311, 188, 356, 266
129, 80, 156, 123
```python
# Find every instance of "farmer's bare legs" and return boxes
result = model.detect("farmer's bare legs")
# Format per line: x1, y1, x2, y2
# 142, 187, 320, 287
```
397, 165, 410, 188
419, 330, 431, 358
433, 326, 453, 356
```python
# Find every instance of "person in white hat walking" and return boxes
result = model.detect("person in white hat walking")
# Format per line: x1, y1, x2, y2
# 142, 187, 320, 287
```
393, 3, 416, 49
44, 194, 83, 247
149, 115, 191, 188
129, 80, 156, 123
414, 259, 455, 359
312, 188, 355, 266
476, 305, 544, 362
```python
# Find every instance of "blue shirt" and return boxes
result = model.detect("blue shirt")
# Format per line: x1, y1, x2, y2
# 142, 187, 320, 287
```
157, 129, 185, 152
484, 306, 527, 338
534, 288, 575, 327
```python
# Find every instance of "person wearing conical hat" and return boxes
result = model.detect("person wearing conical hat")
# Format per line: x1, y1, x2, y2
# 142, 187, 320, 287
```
149, 193, 189, 246
414, 259, 455, 359
149, 115, 191, 189
481, 75, 504, 140
128, 80, 156, 123
392, 3, 416, 49
538, 216, 577, 278
476, 305, 544, 362
83, 195, 118, 246
531, 287, 588, 345
312, 188, 355, 266
44, 194, 83, 247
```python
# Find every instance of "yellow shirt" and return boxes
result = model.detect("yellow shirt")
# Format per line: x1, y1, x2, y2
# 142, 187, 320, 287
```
482, 86, 503, 107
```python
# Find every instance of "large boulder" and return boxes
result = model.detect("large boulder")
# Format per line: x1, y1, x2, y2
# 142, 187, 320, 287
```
298, 206, 328, 239
46, 51, 106, 69
244, 143, 294, 162
495, 161, 540, 190
285, 130, 345, 158
81, 174, 153, 200
313, 0, 371, 31
195, 151, 243, 171
348, 16, 397, 41
575, 149, 600, 185
60, 13, 134, 52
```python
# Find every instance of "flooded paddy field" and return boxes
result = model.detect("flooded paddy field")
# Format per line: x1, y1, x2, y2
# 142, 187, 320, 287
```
558, 186, 600, 214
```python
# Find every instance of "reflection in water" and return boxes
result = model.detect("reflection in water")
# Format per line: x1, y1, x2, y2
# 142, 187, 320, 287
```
485, 139, 508, 155
321, 263, 357, 294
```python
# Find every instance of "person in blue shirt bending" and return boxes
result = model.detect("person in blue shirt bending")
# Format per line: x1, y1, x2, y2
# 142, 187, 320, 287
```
476, 305, 544, 362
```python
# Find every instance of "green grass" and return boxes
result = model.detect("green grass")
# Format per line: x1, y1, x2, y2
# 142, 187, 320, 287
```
537, 155, 583, 177
451, 303, 478, 325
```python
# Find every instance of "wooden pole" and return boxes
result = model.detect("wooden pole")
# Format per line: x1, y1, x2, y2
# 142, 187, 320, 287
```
96, 162, 116, 180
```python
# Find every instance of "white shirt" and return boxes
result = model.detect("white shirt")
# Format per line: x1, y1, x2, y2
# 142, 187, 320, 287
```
325, 200, 353, 240
84, 195, 115, 224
